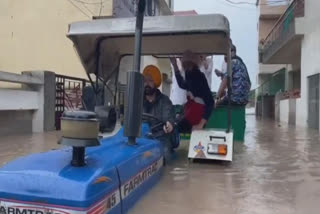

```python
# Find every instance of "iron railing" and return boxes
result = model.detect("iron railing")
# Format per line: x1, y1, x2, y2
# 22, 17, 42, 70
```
55, 74, 89, 130
256, 68, 286, 99
262, 0, 304, 53
254, 68, 301, 101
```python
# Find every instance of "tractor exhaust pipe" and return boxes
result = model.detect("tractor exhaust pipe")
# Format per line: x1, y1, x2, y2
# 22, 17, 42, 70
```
124, 0, 147, 145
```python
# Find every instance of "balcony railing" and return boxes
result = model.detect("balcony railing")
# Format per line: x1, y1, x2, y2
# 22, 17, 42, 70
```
261, 0, 305, 52
256, 68, 286, 98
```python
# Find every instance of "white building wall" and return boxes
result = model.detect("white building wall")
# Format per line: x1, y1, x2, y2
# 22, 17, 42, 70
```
295, 98, 305, 127
280, 99, 289, 124
297, 0, 320, 130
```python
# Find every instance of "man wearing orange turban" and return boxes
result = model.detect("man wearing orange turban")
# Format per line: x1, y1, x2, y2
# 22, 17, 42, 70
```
142, 65, 176, 159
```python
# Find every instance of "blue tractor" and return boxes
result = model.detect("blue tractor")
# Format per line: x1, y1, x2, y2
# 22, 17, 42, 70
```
0, 1, 231, 212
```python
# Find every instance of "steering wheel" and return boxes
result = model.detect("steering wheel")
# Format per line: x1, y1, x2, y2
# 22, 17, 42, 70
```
142, 113, 166, 138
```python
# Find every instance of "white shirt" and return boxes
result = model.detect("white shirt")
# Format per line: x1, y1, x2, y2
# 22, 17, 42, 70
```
222, 61, 227, 74
200, 56, 213, 90
170, 59, 187, 105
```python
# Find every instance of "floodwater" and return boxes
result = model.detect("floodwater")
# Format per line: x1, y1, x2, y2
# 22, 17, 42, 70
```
0, 132, 61, 166
1, 116, 320, 214
130, 116, 320, 214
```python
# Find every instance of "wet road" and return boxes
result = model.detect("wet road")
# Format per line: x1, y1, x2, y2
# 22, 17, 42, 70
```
1, 116, 320, 213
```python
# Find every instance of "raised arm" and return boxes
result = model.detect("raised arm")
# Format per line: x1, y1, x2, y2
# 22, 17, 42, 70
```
170, 58, 187, 90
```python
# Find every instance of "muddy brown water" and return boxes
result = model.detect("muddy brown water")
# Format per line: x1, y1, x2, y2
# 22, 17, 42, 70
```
1, 116, 320, 214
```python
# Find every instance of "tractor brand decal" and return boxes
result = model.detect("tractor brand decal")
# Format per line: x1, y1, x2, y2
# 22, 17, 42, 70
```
88, 190, 120, 214
0, 189, 120, 214
194, 142, 206, 158
121, 157, 163, 199
0, 204, 73, 214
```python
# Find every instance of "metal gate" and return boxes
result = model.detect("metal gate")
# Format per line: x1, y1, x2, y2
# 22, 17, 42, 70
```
55, 75, 88, 130
308, 74, 319, 130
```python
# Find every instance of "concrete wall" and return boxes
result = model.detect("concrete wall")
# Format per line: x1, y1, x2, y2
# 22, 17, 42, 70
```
293, 70, 301, 89
259, 19, 279, 41
259, 64, 286, 74
296, 0, 320, 130
277, 97, 302, 127
288, 70, 301, 90
277, 97, 301, 126
0, 70, 56, 135
0, 0, 113, 79
295, 98, 305, 127
275, 93, 281, 122
0, 111, 33, 136
279, 99, 289, 124
260, 0, 288, 20
22, 71, 56, 132
288, 98, 296, 125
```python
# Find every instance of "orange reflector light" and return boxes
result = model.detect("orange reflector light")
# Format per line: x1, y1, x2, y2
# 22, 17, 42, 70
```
217, 144, 227, 155
94, 176, 112, 184
207, 143, 227, 156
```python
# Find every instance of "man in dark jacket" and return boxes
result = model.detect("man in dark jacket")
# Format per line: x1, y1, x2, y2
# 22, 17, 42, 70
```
170, 51, 214, 133
142, 65, 176, 160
